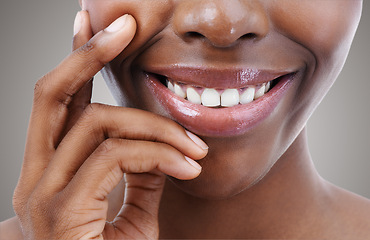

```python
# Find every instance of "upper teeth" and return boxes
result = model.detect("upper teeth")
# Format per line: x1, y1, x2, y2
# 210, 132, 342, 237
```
202, 88, 220, 107
166, 79, 272, 107
221, 89, 239, 107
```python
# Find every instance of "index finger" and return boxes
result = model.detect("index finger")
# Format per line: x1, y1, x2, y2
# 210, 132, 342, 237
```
19, 14, 136, 197
30, 13, 136, 149
35, 14, 136, 109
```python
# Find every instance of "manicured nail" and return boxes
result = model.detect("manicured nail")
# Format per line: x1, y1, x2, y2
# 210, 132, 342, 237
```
185, 156, 202, 171
73, 11, 82, 36
185, 130, 209, 150
81, 0, 86, 10
105, 14, 129, 33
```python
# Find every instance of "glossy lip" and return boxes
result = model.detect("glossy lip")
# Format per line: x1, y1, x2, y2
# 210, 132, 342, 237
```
144, 65, 293, 89
144, 68, 297, 137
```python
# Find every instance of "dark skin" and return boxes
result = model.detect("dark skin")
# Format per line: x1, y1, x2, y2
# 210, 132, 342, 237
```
1, 0, 370, 239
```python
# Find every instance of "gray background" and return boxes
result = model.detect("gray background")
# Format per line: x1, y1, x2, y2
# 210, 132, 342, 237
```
1, 1, 369, 221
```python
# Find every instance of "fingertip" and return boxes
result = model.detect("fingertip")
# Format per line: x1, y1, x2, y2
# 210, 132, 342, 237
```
89, 14, 136, 62
175, 156, 202, 180
124, 14, 137, 39
105, 14, 130, 33
159, 155, 202, 181
185, 130, 209, 150
73, 11, 82, 36
73, 10, 92, 51
125, 14, 137, 32
103, 14, 137, 43
73, 11, 90, 36
185, 130, 209, 159
185, 156, 202, 171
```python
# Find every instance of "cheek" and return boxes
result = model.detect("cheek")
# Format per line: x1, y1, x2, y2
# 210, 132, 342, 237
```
270, 0, 362, 125
270, 0, 362, 68
83, 0, 173, 45
83, 0, 175, 102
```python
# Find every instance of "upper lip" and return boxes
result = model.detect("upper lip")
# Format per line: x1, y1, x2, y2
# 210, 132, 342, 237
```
143, 65, 294, 89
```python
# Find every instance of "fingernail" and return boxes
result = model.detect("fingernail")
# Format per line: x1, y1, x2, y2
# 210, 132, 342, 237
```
73, 11, 82, 36
81, 0, 86, 10
185, 156, 202, 171
105, 14, 129, 33
185, 130, 209, 150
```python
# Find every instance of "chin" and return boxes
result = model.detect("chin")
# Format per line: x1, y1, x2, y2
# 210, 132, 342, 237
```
167, 173, 263, 200
167, 156, 273, 200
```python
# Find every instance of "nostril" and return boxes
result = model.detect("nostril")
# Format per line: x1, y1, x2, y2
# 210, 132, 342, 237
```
240, 33, 257, 39
185, 31, 205, 39
173, 1, 269, 48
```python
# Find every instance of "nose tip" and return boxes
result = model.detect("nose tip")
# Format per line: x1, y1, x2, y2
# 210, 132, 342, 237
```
173, 0, 269, 48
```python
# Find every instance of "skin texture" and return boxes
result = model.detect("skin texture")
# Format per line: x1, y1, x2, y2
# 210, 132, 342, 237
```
6, 12, 206, 240
85, 0, 363, 199
1, 0, 370, 239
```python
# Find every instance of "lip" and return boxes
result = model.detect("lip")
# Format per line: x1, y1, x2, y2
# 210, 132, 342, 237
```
144, 67, 297, 137
144, 65, 292, 89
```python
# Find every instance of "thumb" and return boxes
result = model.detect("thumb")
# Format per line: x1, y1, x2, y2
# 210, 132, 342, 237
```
108, 171, 166, 239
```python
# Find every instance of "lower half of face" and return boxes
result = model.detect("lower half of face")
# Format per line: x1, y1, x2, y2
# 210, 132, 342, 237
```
86, 0, 362, 199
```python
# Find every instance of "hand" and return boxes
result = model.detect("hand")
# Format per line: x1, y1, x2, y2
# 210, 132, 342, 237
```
12, 11, 207, 240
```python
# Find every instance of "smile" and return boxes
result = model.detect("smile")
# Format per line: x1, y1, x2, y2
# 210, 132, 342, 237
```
166, 78, 272, 107
143, 66, 297, 137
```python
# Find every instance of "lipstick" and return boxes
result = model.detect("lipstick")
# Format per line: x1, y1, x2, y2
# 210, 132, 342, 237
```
144, 67, 297, 137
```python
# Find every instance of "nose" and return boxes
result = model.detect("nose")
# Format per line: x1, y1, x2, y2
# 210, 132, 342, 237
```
173, 0, 269, 48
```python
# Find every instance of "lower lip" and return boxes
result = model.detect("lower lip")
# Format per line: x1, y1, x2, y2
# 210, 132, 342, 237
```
145, 73, 296, 137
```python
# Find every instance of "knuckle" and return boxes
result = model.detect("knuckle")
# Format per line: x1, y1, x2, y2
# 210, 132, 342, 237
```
76, 40, 107, 70
13, 183, 34, 216
79, 103, 114, 129
80, 103, 105, 124
96, 138, 119, 157
33, 74, 74, 107
75, 41, 105, 68
83, 103, 104, 118
33, 77, 49, 103
76, 40, 96, 58
13, 193, 26, 216
73, 103, 111, 141
123, 142, 164, 173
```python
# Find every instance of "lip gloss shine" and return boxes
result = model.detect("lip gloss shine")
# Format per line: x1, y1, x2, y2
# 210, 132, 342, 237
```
145, 71, 296, 137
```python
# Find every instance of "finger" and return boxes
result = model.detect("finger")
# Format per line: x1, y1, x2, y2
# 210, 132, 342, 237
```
60, 80, 93, 141
46, 138, 201, 238
106, 171, 166, 239
61, 11, 94, 139
64, 138, 201, 199
13, 11, 94, 203
19, 14, 137, 196
41, 104, 207, 193
56, 139, 200, 239
29, 14, 136, 150
73, 11, 92, 51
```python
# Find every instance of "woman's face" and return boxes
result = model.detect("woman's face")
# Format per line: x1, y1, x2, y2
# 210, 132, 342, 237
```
81, 0, 362, 199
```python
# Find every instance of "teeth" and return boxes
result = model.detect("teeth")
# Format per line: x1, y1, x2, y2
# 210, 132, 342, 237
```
265, 81, 270, 93
167, 79, 272, 107
174, 83, 186, 98
186, 87, 202, 104
201, 88, 220, 107
240, 87, 255, 104
221, 89, 239, 107
254, 84, 265, 99
167, 80, 175, 93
